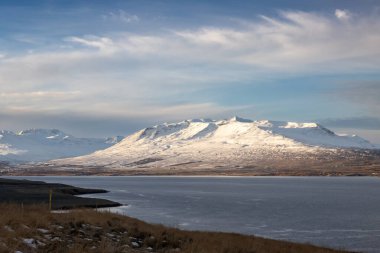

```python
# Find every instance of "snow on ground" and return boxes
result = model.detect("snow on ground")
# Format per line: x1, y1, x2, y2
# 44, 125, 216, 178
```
53, 117, 377, 169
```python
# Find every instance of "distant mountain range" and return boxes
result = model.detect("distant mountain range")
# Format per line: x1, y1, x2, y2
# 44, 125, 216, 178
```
50, 117, 378, 172
0, 129, 123, 163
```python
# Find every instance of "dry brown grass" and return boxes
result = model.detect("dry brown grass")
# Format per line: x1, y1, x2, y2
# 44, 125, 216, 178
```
0, 204, 351, 253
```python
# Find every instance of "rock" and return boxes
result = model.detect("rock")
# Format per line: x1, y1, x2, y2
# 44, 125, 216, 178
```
22, 238, 36, 248
131, 241, 140, 248
4, 225, 14, 232
120, 244, 130, 252
106, 232, 115, 238
36, 240, 46, 246
37, 228, 49, 234
51, 237, 61, 242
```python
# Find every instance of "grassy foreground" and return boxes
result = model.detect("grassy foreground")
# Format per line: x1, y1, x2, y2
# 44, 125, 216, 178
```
0, 204, 350, 253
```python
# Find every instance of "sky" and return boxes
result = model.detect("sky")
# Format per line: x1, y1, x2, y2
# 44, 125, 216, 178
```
0, 0, 380, 143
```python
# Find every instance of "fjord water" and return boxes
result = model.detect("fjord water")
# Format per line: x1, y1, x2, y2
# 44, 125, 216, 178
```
13, 176, 380, 252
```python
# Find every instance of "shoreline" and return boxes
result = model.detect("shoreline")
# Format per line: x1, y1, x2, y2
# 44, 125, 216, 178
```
3, 170, 379, 177
2, 164, 380, 177
4, 174, 379, 179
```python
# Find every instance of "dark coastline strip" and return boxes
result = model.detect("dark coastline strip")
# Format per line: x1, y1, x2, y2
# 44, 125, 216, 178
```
0, 177, 122, 210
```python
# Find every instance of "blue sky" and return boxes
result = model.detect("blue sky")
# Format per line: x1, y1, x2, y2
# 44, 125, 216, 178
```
0, 0, 380, 143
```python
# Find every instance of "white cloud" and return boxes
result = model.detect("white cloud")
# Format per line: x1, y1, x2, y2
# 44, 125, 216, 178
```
0, 102, 248, 124
61, 10, 380, 73
0, 91, 83, 112
66, 36, 116, 53
176, 28, 246, 47
0, 91, 80, 98
102, 10, 139, 23
335, 9, 351, 21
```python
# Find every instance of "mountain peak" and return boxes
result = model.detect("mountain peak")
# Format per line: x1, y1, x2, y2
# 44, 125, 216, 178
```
228, 116, 253, 123
186, 118, 214, 123
282, 122, 319, 128
106, 136, 125, 144
0, 130, 15, 135
18, 128, 67, 136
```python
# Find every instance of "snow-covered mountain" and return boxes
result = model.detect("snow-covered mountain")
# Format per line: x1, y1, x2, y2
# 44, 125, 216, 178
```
0, 129, 123, 163
53, 117, 377, 169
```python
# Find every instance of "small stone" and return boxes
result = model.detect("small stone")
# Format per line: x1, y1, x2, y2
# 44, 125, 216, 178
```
44, 234, 52, 240
37, 240, 46, 246
37, 228, 49, 234
4, 226, 14, 232
22, 238, 36, 248
51, 237, 61, 242
131, 241, 140, 248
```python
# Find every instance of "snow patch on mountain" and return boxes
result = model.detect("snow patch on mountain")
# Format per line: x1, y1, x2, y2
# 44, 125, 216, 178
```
256, 120, 373, 149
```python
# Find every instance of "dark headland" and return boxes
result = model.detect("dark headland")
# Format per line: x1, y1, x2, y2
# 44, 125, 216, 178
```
0, 177, 121, 209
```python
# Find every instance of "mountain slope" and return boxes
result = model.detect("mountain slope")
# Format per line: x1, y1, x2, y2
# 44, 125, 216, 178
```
53, 117, 376, 170
0, 129, 123, 163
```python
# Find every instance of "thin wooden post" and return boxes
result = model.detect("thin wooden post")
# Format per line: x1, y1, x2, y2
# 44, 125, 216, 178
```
49, 189, 53, 210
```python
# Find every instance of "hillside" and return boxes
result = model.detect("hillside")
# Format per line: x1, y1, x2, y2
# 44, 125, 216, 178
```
44, 117, 380, 175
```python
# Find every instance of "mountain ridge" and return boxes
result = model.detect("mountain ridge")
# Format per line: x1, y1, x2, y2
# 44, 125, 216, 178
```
0, 128, 124, 163
52, 117, 377, 171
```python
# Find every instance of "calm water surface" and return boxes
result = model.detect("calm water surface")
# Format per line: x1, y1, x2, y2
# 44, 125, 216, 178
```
9, 176, 380, 253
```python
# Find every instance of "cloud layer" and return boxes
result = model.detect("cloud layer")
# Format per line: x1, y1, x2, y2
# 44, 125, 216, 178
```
1, 9, 380, 136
